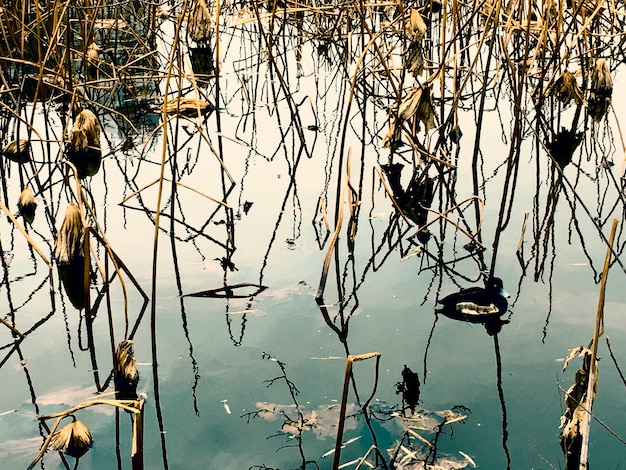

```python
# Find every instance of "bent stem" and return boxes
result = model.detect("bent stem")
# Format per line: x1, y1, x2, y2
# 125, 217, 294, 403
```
333, 352, 381, 470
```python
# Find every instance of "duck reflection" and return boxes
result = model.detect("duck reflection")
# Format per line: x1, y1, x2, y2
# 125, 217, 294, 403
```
435, 277, 510, 335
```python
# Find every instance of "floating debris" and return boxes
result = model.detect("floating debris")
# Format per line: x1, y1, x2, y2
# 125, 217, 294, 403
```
48, 417, 93, 459
17, 187, 37, 225
164, 97, 212, 117
2, 139, 31, 163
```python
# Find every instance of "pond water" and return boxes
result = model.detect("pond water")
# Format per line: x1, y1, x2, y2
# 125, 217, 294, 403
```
1, 2, 626, 469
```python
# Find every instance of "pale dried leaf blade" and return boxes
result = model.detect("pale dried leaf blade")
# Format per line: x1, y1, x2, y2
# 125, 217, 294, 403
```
397, 87, 424, 121
562, 346, 590, 373
381, 118, 402, 149
409, 8, 427, 40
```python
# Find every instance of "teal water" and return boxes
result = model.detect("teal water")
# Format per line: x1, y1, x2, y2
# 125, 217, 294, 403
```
1, 4, 626, 470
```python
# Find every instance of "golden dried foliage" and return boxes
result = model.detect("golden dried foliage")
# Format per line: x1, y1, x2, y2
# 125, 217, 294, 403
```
164, 97, 212, 117
188, 0, 213, 42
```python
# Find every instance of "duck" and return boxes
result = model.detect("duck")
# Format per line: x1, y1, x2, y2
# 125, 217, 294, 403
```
435, 277, 509, 323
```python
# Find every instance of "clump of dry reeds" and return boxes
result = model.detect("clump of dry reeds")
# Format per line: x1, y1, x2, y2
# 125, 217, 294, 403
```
48, 417, 93, 459
114, 339, 139, 399
17, 187, 37, 225
2, 139, 31, 163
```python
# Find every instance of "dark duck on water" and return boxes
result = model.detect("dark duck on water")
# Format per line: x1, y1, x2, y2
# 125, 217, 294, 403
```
435, 277, 510, 335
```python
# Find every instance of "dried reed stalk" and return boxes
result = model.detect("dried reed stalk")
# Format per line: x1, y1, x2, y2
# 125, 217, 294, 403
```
333, 352, 381, 470
578, 217, 619, 468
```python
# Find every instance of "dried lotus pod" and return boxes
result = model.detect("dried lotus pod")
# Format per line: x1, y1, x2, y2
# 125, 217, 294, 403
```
67, 109, 102, 178
188, 0, 213, 42
114, 339, 139, 399
48, 417, 93, 459
17, 187, 37, 225
2, 139, 31, 163
86, 43, 100, 78
54, 203, 83, 264
71, 109, 101, 148
588, 58, 612, 121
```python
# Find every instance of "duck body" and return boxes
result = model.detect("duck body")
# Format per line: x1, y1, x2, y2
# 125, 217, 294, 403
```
435, 277, 508, 323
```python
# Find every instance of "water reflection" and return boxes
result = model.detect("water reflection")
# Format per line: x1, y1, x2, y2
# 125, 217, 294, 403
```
1, 0, 626, 469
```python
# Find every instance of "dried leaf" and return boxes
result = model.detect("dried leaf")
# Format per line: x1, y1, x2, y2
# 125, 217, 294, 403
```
405, 41, 425, 77
562, 346, 590, 373
408, 8, 427, 41
164, 97, 212, 117
398, 87, 425, 121
381, 118, 402, 149
550, 70, 583, 105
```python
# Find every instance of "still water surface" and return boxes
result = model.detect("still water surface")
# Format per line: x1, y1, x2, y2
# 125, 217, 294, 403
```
1, 4, 626, 470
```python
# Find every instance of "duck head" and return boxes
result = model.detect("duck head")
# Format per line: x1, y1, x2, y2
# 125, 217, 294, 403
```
486, 277, 509, 299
